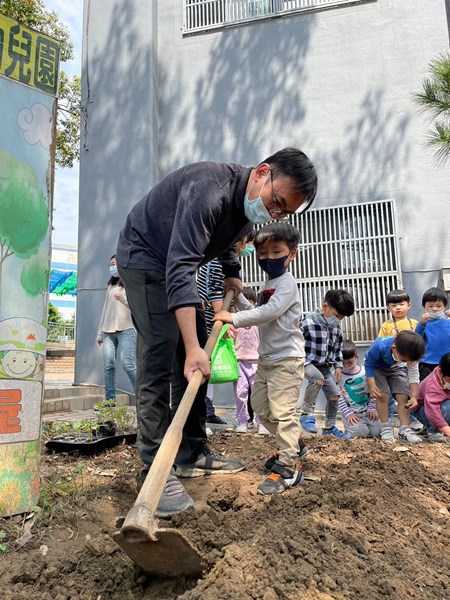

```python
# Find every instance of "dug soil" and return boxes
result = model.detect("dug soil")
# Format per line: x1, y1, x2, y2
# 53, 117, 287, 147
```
1, 433, 449, 600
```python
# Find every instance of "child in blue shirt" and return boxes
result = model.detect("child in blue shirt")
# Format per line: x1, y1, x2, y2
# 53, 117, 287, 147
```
364, 330, 425, 443
415, 287, 450, 381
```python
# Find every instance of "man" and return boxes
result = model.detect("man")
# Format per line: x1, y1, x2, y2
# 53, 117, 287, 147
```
116, 147, 317, 516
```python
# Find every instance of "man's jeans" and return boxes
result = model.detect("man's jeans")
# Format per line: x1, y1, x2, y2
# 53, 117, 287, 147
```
117, 266, 208, 467
102, 329, 137, 400
415, 400, 450, 433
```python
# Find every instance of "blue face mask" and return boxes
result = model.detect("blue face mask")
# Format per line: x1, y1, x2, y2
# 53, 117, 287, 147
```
258, 256, 288, 278
244, 193, 272, 224
324, 315, 339, 327
110, 266, 119, 277
240, 244, 255, 257
243, 173, 272, 224
428, 311, 446, 320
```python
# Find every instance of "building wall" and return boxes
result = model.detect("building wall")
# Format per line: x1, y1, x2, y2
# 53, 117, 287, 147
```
77, 0, 450, 387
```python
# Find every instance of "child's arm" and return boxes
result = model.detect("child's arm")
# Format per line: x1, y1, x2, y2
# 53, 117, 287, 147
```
213, 310, 234, 325
424, 388, 450, 436
338, 394, 359, 423
226, 279, 297, 329
406, 361, 420, 410
364, 343, 382, 398
214, 292, 252, 326
415, 315, 429, 334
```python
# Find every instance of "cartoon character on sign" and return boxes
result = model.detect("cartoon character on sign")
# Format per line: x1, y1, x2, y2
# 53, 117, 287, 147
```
0, 351, 41, 380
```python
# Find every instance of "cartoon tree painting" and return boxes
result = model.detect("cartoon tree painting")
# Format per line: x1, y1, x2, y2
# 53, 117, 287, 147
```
20, 249, 50, 324
0, 150, 49, 310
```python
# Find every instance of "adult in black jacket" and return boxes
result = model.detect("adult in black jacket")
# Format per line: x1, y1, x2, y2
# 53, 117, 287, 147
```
116, 147, 317, 516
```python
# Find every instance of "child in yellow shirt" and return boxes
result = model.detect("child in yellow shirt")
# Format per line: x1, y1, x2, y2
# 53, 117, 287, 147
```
378, 289, 422, 431
378, 289, 418, 337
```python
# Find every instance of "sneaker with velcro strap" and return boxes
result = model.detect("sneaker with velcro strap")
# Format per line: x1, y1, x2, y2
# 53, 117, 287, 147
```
380, 425, 396, 443
398, 426, 423, 444
427, 431, 448, 443
264, 439, 309, 472
257, 459, 304, 496
300, 415, 318, 433
174, 445, 246, 478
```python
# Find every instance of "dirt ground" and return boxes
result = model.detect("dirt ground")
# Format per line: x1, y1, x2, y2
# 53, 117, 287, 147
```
0, 431, 449, 600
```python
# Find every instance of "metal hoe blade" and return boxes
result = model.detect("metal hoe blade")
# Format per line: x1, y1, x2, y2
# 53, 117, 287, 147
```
113, 527, 203, 577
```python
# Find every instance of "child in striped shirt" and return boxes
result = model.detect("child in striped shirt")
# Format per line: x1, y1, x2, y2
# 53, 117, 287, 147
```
338, 340, 381, 438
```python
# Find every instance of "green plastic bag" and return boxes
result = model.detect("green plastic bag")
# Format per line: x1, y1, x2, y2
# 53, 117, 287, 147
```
209, 325, 239, 384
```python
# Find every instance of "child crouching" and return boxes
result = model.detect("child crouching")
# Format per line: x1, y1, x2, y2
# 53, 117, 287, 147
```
338, 340, 381, 438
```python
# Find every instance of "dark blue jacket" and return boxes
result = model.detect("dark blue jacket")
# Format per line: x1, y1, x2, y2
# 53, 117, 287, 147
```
116, 161, 253, 311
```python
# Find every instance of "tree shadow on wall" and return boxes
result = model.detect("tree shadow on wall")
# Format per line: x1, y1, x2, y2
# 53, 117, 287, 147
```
159, 11, 316, 171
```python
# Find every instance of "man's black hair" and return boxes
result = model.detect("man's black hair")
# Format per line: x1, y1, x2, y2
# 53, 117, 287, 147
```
261, 147, 318, 214
439, 352, 450, 378
394, 331, 425, 361
324, 289, 355, 317
422, 287, 448, 307
386, 289, 410, 304
243, 287, 257, 304
342, 339, 357, 360
253, 222, 300, 252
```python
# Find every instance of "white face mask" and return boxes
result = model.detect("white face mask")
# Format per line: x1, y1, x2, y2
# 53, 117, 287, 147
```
243, 172, 272, 224
392, 349, 406, 367
428, 311, 446, 320
444, 381, 450, 390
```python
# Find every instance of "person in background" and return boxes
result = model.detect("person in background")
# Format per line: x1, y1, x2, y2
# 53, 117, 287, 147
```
232, 287, 269, 435
364, 330, 425, 443
377, 288, 423, 432
299, 289, 355, 439
338, 340, 381, 438
195, 258, 228, 429
414, 352, 450, 443
96, 255, 137, 406
415, 287, 450, 380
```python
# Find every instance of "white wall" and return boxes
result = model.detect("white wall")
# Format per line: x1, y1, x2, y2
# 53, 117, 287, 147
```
77, 0, 450, 386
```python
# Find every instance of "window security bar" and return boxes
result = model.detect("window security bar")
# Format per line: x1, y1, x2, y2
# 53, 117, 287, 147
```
183, 0, 374, 33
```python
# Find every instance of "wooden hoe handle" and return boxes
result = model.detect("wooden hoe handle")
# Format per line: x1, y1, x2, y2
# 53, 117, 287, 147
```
120, 290, 235, 541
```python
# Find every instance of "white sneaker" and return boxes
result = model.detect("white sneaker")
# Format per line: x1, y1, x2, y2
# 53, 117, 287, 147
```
409, 421, 425, 433
236, 422, 250, 433
398, 426, 423, 444
258, 424, 271, 436
427, 431, 447, 443
206, 427, 214, 437
380, 426, 396, 443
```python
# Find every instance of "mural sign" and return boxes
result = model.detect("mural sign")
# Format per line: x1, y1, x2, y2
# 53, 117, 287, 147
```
0, 13, 59, 516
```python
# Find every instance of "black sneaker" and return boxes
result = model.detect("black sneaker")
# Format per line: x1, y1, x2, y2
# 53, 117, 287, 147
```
136, 471, 194, 518
206, 414, 229, 429
257, 460, 304, 496
264, 439, 309, 472
175, 446, 246, 478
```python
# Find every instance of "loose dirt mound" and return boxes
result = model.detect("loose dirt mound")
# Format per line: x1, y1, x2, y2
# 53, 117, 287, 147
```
1, 434, 449, 599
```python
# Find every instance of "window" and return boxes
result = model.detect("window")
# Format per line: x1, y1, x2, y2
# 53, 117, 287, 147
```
240, 199, 402, 343
183, 0, 376, 33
